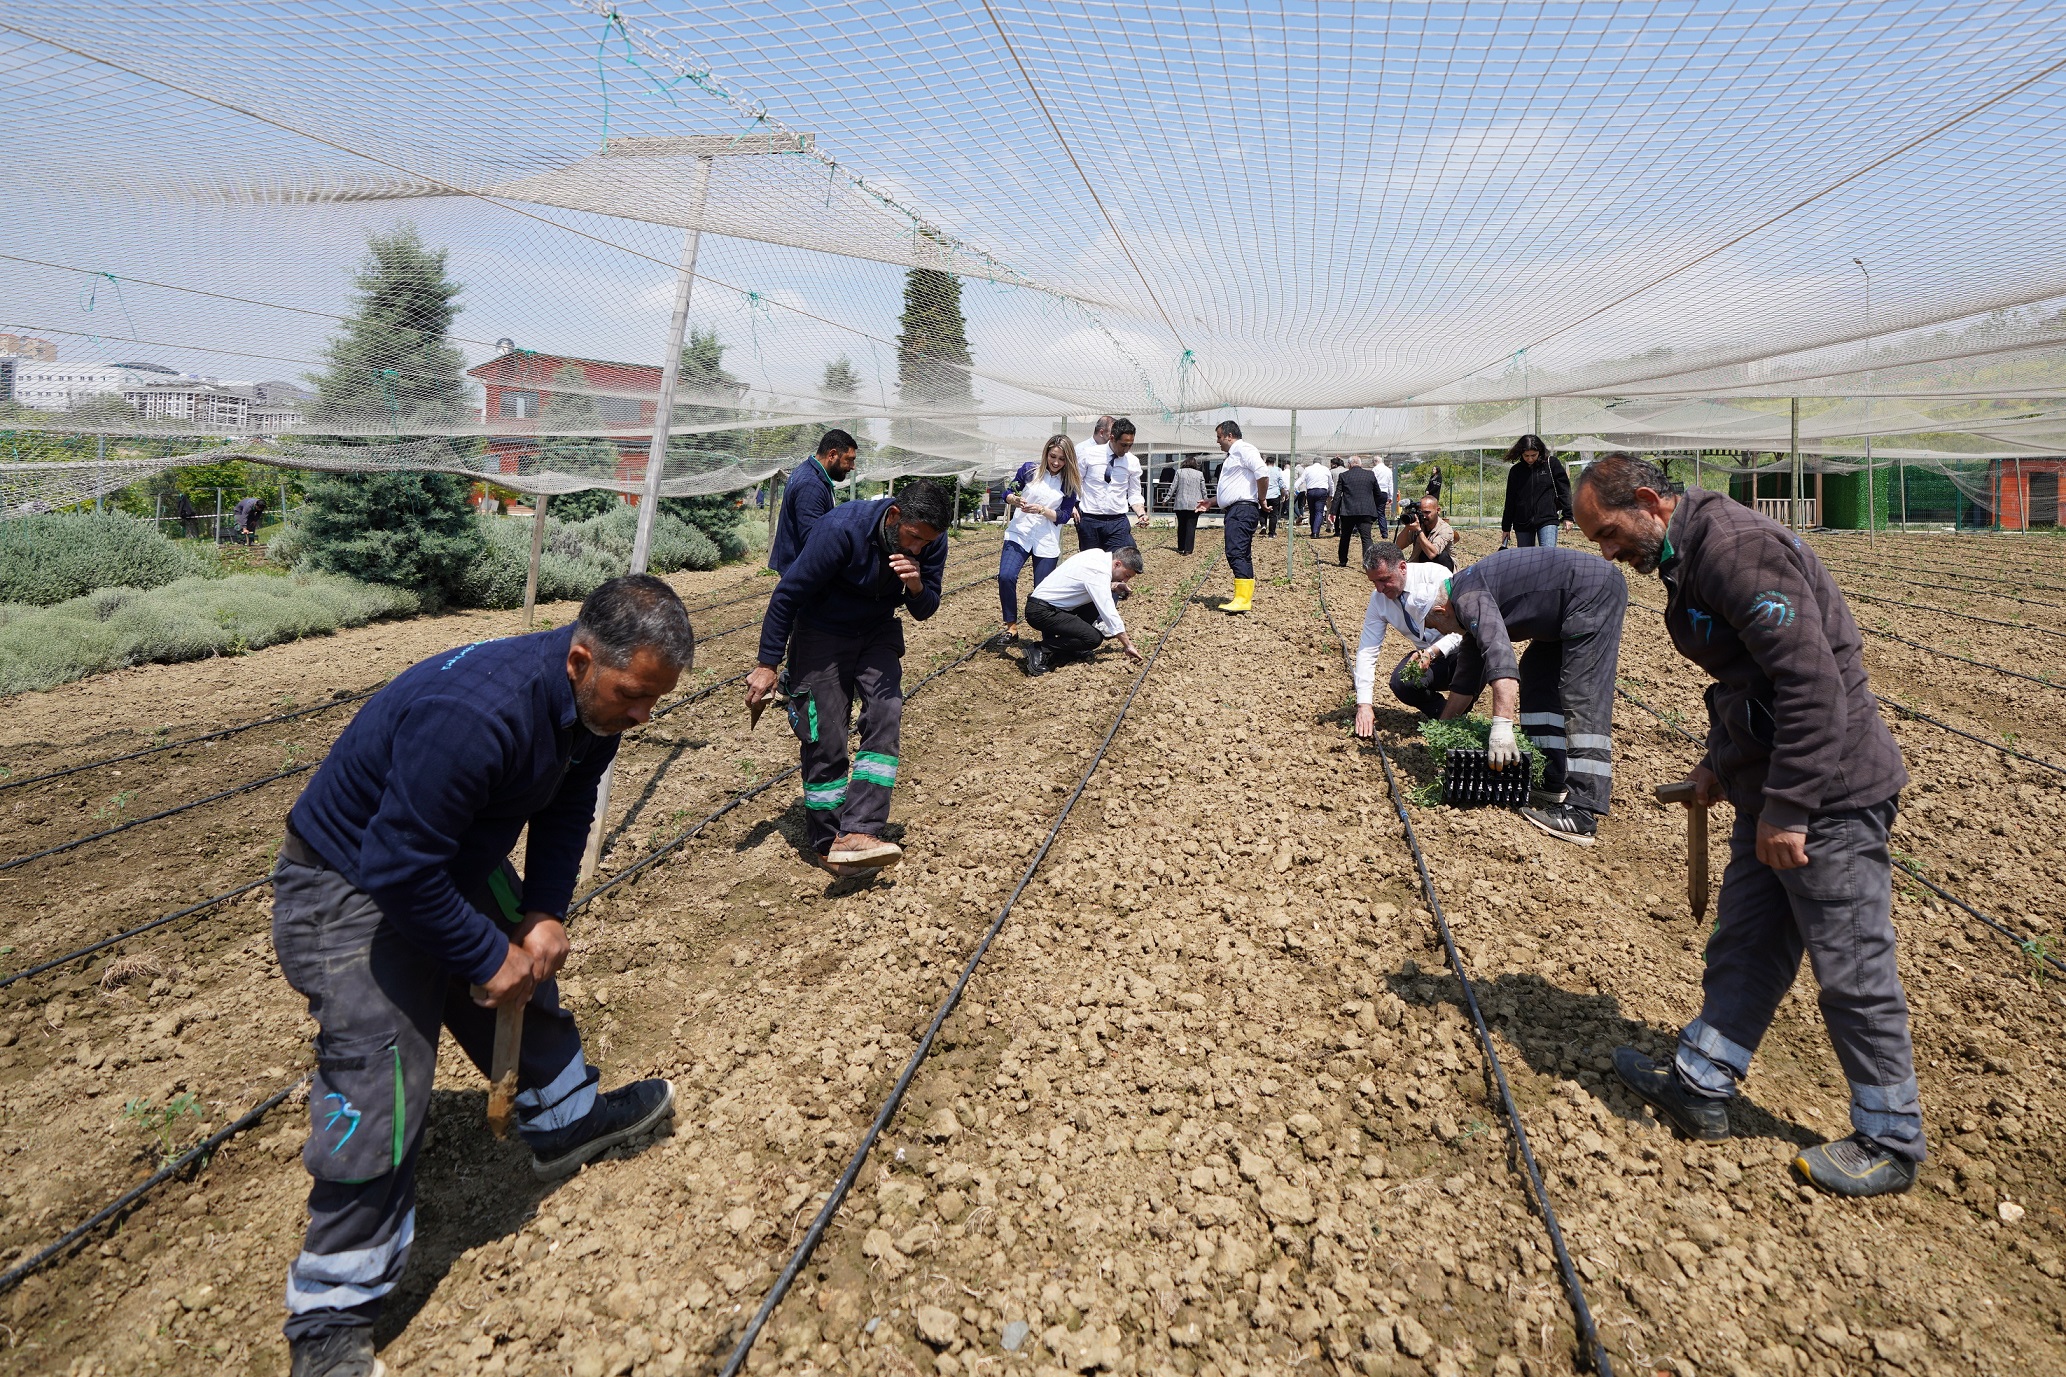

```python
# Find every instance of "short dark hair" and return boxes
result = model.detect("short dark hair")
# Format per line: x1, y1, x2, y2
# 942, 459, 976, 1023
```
1364, 542, 1406, 574
891, 478, 954, 533
1575, 452, 1683, 509
576, 574, 695, 670
1110, 417, 1136, 442
1114, 546, 1145, 574
1216, 420, 1242, 440
817, 428, 857, 456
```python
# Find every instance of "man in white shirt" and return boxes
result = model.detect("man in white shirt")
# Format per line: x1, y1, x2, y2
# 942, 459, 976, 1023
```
1297, 457, 1332, 538
1213, 420, 1267, 614
1074, 416, 1145, 552
1261, 457, 1286, 538
1371, 455, 1396, 537
1350, 543, 1466, 726
1023, 546, 1144, 675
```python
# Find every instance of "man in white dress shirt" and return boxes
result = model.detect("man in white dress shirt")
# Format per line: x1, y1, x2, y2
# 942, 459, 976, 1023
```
1214, 420, 1267, 614
1074, 416, 1145, 553
1370, 455, 1396, 537
1297, 456, 1332, 538
1350, 543, 1465, 730
1023, 546, 1144, 676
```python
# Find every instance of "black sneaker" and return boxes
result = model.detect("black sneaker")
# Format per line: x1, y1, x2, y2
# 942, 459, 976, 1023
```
1519, 802, 1597, 847
1612, 1047, 1730, 1141
526, 1079, 675, 1181
1023, 644, 1052, 677
1528, 787, 1568, 808
1793, 1133, 1918, 1197
290, 1328, 385, 1377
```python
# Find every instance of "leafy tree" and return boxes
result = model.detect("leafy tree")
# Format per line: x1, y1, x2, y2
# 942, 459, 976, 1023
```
296, 225, 485, 596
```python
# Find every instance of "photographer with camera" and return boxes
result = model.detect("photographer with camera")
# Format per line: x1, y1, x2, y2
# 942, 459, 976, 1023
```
1395, 493, 1457, 570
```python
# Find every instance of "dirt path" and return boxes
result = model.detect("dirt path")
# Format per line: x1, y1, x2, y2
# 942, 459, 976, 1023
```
4, 529, 2064, 1377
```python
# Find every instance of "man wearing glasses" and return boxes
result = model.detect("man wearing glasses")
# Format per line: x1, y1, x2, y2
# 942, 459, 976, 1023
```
1074, 416, 1146, 552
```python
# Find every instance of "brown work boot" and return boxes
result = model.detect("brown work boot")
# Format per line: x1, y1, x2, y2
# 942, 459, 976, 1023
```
827, 833, 903, 869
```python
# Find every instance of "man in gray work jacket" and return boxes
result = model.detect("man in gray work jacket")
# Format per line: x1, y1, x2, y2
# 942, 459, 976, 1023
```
1576, 453, 1922, 1198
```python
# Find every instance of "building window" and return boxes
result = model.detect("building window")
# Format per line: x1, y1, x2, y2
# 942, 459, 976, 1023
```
596, 396, 643, 426
499, 390, 538, 419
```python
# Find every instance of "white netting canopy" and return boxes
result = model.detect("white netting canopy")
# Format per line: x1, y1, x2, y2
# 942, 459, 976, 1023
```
4, 0, 2066, 497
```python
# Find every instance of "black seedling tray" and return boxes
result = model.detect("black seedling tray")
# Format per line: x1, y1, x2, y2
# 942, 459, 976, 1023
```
1440, 747, 1533, 809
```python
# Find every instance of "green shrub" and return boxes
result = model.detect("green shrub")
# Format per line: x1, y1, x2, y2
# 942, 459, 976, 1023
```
544, 487, 624, 523
661, 494, 747, 562
294, 470, 487, 601
567, 506, 720, 574
0, 513, 207, 606
449, 516, 619, 610
0, 573, 420, 698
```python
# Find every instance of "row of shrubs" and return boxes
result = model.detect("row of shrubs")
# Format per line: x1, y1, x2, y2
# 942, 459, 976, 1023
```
0, 497, 742, 696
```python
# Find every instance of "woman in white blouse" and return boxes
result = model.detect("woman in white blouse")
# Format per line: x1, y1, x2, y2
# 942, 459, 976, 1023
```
998, 434, 1081, 639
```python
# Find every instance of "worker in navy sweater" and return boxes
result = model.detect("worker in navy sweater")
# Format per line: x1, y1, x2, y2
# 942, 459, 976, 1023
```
271, 576, 693, 1377
767, 428, 858, 574
746, 479, 953, 872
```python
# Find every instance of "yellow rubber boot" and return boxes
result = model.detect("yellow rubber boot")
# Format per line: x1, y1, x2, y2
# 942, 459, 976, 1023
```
1224, 577, 1254, 614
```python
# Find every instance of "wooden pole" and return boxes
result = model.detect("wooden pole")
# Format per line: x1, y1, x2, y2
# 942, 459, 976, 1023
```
523, 492, 550, 629
1789, 398, 1802, 529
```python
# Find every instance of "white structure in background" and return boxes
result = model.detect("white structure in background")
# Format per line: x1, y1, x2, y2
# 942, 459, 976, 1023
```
12, 362, 309, 432
12, 361, 171, 410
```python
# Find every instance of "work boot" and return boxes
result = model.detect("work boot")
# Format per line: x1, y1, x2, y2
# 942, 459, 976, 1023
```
1612, 1047, 1730, 1141
527, 1079, 675, 1181
1223, 578, 1255, 614
828, 833, 903, 869
290, 1328, 384, 1377
1793, 1133, 1918, 1197
1023, 643, 1051, 677
1519, 801, 1597, 847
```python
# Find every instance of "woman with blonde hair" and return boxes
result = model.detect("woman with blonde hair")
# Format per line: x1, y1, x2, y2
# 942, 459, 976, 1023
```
997, 434, 1080, 638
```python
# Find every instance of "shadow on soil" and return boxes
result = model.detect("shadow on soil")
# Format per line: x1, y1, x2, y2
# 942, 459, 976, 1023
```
1383, 965, 1822, 1149
734, 802, 900, 898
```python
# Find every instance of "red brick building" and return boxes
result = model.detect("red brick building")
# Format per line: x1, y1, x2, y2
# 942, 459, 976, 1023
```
467, 349, 661, 479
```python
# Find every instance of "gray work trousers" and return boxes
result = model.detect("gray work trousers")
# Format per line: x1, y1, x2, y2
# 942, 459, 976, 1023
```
1674, 798, 1925, 1160
788, 618, 903, 854
271, 845, 596, 1339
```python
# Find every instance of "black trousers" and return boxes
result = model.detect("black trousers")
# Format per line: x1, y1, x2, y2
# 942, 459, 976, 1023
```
1336, 517, 1374, 567
1262, 498, 1281, 537
1222, 500, 1260, 579
1026, 596, 1104, 658
1390, 650, 1458, 718
1075, 512, 1134, 552
1174, 510, 1199, 554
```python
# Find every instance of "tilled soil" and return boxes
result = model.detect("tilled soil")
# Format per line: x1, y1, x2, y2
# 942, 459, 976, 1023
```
4, 527, 2065, 1377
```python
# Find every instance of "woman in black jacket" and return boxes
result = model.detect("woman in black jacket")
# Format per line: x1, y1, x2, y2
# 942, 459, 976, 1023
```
1499, 433, 1572, 548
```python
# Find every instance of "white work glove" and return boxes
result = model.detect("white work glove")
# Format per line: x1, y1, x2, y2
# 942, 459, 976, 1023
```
1486, 717, 1522, 770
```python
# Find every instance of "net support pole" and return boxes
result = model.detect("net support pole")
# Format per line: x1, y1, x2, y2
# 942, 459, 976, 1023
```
1789, 397, 1802, 529
215, 487, 223, 543
584, 154, 713, 889
1533, 396, 1542, 440
1286, 410, 1298, 579
94, 434, 104, 512
281, 479, 291, 530
523, 492, 550, 630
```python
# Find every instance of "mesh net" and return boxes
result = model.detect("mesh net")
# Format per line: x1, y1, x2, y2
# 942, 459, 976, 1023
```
4, 1, 2066, 501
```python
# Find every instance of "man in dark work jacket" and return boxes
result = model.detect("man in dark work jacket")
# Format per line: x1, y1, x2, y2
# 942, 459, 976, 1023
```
273, 577, 691, 1377
1330, 456, 1384, 567
767, 428, 858, 574
1576, 454, 1921, 1198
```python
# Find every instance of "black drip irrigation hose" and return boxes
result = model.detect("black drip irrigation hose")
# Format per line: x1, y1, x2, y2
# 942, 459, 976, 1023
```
0, 687, 376, 795
1823, 562, 2066, 615
648, 670, 752, 722
1622, 601, 2066, 780
1613, 683, 2066, 980
0, 875, 275, 992
1307, 547, 1614, 1377
1843, 589, 2066, 642
716, 553, 1224, 1377
0, 1076, 310, 1297
1859, 626, 2064, 693
0, 762, 314, 874
1816, 550, 2066, 602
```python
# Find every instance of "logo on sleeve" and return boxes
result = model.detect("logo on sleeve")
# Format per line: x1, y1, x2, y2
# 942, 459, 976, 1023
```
1748, 590, 1797, 627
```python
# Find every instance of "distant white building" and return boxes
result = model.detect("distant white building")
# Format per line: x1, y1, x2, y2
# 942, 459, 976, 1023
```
13, 363, 312, 433
12, 362, 173, 411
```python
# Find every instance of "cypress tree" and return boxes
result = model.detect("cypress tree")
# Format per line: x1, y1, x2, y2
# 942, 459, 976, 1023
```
892, 268, 974, 465
662, 328, 747, 561
297, 225, 485, 597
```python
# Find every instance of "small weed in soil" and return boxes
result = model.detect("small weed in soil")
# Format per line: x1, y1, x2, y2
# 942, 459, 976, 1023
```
92, 788, 138, 821
123, 1093, 203, 1166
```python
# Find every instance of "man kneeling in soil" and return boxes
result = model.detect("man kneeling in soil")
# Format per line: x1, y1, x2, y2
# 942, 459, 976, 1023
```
1022, 545, 1145, 675
1575, 453, 1923, 1197
1421, 545, 1629, 845
273, 575, 690, 1377
746, 478, 952, 874
1349, 543, 1462, 737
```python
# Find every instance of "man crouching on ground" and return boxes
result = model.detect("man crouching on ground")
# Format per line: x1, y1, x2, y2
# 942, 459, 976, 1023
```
274, 575, 691, 1377
746, 478, 952, 874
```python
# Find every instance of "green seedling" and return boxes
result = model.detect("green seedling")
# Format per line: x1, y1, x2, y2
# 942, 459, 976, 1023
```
0, 765, 11, 781
2020, 935, 2053, 988
279, 740, 305, 770
123, 1093, 203, 1166
94, 789, 138, 822
1449, 1119, 1488, 1147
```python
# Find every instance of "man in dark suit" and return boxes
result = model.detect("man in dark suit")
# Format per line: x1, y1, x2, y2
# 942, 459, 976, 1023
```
1331, 455, 1384, 567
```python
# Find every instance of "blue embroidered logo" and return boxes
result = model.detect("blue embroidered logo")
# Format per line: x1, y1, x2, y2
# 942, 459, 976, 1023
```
1748, 590, 1797, 627
321, 1093, 363, 1153
1685, 607, 1716, 642
440, 641, 494, 670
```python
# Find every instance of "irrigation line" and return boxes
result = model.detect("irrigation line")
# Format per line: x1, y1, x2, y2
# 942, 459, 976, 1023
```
1859, 626, 2063, 693
694, 573, 993, 648
1824, 562, 2066, 614
0, 1076, 310, 1298
0, 688, 374, 794
1844, 590, 2066, 642
1615, 684, 2066, 981
1306, 546, 1613, 1376
1814, 548, 2066, 599
1622, 602, 2066, 778
0, 762, 313, 874
717, 553, 1224, 1377
0, 876, 275, 991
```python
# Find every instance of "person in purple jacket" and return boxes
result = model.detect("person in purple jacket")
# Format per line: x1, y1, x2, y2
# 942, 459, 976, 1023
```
270, 575, 692, 1377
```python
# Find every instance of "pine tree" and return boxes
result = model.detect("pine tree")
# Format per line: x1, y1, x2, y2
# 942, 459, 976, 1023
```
538, 362, 625, 521
298, 225, 485, 596
662, 328, 747, 561
892, 267, 974, 460
819, 354, 867, 456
